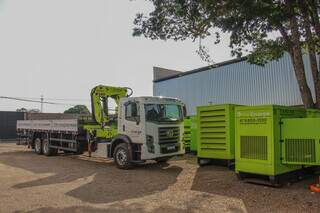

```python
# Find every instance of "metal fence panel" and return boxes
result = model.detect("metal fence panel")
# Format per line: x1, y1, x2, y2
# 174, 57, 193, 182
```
0, 112, 25, 139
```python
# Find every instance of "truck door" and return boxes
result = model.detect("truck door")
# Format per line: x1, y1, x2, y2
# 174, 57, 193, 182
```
119, 101, 143, 144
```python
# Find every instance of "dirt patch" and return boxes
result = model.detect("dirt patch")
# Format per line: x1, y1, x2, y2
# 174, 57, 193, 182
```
0, 143, 319, 213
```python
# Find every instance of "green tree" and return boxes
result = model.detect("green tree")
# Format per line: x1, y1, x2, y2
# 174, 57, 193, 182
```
133, 0, 320, 108
64, 105, 90, 114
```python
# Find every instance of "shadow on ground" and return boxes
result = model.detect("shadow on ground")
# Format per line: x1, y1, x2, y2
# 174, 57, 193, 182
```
191, 165, 320, 213
0, 151, 182, 204
16, 205, 186, 213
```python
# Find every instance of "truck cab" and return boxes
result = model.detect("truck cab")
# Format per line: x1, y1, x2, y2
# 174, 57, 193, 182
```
109, 96, 185, 168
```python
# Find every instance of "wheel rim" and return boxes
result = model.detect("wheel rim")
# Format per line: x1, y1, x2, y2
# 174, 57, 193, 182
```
35, 139, 41, 152
116, 149, 127, 166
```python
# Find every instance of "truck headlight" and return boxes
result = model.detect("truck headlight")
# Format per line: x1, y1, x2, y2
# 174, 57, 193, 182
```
146, 135, 155, 153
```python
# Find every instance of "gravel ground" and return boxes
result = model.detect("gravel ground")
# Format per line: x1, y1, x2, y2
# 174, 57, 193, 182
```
0, 142, 319, 213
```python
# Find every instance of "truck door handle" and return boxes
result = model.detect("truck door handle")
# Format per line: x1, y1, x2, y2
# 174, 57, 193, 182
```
123, 125, 125, 131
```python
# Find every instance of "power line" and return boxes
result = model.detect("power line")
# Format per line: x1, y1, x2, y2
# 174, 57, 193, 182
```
0, 96, 78, 106
0, 96, 117, 112
12, 97, 91, 102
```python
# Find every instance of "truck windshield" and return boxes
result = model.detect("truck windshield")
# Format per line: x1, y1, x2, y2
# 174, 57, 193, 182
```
145, 104, 182, 123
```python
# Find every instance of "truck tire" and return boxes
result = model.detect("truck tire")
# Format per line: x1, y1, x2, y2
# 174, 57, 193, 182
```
113, 143, 132, 169
42, 139, 57, 156
34, 138, 43, 155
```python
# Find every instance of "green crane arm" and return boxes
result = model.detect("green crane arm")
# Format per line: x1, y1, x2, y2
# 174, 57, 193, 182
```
90, 85, 133, 125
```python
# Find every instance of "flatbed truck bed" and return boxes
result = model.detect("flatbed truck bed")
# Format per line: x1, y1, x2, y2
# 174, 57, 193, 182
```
17, 119, 88, 154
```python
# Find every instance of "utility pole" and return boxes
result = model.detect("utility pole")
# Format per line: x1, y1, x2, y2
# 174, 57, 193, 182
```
40, 95, 44, 113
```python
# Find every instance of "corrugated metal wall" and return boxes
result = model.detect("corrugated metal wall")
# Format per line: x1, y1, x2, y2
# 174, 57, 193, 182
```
0, 112, 25, 139
154, 54, 316, 115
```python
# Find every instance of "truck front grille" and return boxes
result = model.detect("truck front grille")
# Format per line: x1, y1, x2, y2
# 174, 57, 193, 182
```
158, 127, 180, 144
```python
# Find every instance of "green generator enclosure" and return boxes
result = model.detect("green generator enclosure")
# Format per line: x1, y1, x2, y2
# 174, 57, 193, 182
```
190, 116, 198, 152
183, 116, 192, 151
235, 105, 306, 177
306, 109, 320, 118
197, 104, 237, 161
281, 118, 320, 166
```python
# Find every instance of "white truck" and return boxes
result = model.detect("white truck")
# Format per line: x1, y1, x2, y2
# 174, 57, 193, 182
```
17, 85, 186, 169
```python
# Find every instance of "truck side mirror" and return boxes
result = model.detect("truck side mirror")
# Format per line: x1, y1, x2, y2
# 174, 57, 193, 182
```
183, 105, 187, 117
132, 102, 140, 125
135, 116, 140, 125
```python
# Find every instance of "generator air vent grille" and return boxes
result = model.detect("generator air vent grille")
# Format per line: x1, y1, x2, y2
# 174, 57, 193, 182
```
183, 120, 191, 149
240, 136, 268, 160
199, 108, 227, 151
284, 139, 316, 163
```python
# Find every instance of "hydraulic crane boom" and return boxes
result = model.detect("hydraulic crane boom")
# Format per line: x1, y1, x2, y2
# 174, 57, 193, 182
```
90, 85, 133, 125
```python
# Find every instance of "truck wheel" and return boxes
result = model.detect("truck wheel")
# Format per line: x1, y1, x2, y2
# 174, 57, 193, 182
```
42, 139, 51, 156
34, 138, 43, 155
114, 143, 132, 169
42, 139, 57, 156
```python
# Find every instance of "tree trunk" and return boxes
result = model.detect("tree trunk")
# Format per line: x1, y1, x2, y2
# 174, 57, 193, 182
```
308, 0, 320, 36
299, 0, 320, 108
307, 1, 320, 105
288, 51, 315, 108
285, 0, 315, 108
309, 52, 320, 108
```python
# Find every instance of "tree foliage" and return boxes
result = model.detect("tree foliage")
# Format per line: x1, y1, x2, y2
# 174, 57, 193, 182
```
133, 0, 320, 108
16, 108, 40, 113
64, 105, 90, 114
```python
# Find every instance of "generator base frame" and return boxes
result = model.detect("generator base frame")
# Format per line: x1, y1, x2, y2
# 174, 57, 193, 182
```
236, 166, 318, 187
198, 157, 235, 169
